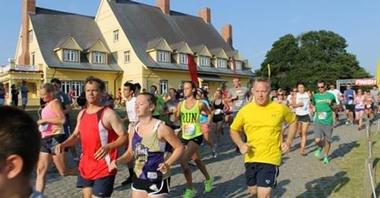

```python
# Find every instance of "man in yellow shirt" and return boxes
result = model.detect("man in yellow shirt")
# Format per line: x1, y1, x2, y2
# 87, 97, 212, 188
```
230, 78, 297, 198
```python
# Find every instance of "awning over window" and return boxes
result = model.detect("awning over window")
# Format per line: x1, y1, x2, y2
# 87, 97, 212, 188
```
198, 74, 226, 82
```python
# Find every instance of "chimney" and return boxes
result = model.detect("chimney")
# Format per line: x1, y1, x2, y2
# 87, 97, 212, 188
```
221, 24, 233, 47
198, 7, 211, 24
18, 0, 36, 65
157, 0, 170, 15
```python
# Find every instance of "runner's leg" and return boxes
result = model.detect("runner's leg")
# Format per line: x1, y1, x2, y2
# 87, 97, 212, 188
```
35, 152, 51, 193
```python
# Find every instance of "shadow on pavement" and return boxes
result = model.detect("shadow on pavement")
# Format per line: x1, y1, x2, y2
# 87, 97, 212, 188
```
296, 171, 349, 197
272, 179, 290, 197
329, 141, 359, 160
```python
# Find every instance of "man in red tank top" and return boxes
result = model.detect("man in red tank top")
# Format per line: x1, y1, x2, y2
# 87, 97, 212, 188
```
56, 76, 128, 198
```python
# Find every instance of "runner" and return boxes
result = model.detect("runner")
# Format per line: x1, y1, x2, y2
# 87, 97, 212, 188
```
354, 89, 366, 130
364, 91, 375, 122
120, 82, 139, 186
35, 83, 73, 193
111, 93, 184, 198
312, 81, 336, 164
228, 77, 248, 118
370, 85, 379, 114
0, 82, 5, 106
11, 84, 19, 107
196, 88, 216, 158
55, 76, 128, 198
293, 82, 311, 156
211, 89, 225, 148
230, 78, 297, 198
328, 84, 342, 126
287, 88, 297, 112
163, 88, 181, 131
20, 80, 29, 110
343, 83, 355, 125
176, 81, 213, 198
150, 85, 165, 120
0, 106, 45, 198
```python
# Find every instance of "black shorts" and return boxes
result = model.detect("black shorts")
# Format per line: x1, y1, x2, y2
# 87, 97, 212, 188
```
181, 135, 203, 146
245, 162, 279, 188
345, 104, 355, 112
296, 115, 310, 123
40, 137, 60, 155
212, 114, 224, 123
77, 175, 115, 197
132, 178, 170, 196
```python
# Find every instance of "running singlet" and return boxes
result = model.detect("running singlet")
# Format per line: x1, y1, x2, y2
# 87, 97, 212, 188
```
132, 121, 166, 182
295, 93, 310, 116
39, 101, 63, 138
344, 89, 355, 105
78, 107, 118, 180
313, 92, 335, 126
354, 95, 365, 110
180, 100, 202, 140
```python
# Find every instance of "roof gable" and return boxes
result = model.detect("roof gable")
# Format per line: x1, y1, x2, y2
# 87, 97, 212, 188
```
210, 48, 228, 59
88, 40, 109, 53
226, 50, 243, 61
171, 41, 193, 54
191, 45, 212, 57
146, 37, 173, 52
54, 36, 83, 51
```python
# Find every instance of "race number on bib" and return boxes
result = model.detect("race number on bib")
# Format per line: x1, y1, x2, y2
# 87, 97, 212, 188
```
184, 124, 196, 136
318, 112, 327, 120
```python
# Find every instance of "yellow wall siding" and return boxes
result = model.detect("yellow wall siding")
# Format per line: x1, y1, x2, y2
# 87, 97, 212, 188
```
95, 0, 143, 89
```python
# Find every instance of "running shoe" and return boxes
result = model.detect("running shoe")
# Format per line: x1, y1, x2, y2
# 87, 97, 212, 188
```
204, 177, 213, 193
183, 188, 197, 198
322, 156, 330, 164
314, 147, 322, 158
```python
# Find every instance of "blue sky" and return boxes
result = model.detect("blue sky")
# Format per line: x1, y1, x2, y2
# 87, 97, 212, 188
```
0, 0, 378, 75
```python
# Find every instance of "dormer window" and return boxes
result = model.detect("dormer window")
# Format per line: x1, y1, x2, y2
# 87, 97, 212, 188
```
199, 56, 210, 67
178, 53, 188, 65
92, 51, 106, 64
157, 50, 171, 63
235, 61, 242, 70
113, 30, 119, 42
216, 58, 227, 68
63, 49, 79, 62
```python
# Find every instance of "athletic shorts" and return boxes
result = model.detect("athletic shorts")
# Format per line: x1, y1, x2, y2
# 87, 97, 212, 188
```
77, 175, 115, 197
245, 162, 279, 188
296, 115, 310, 123
355, 108, 365, 112
40, 137, 60, 155
212, 114, 224, 123
181, 135, 203, 146
345, 104, 355, 112
132, 178, 170, 196
314, 124, 333, 143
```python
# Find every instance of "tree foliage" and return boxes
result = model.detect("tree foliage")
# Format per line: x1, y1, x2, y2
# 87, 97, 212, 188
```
255, 30, 370, 90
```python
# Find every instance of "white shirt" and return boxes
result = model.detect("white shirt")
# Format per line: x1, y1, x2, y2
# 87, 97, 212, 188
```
328, 89, 341, 105
295, 92, 310, 116
125, 97, 138, 123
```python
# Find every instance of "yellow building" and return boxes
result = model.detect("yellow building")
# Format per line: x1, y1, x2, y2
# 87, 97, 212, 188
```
1, 0, 253, 106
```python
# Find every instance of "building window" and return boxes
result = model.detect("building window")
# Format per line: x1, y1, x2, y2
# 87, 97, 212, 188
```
178, 53, 188, 65
28, 30, 33, 43
160, 80, 168, 95
113, 30, 119, 42
157, 50, 170, 63
199, 56, 210, 67
235, 61, 242, 70
92, 52, 106, 64
216, 58, 227, 68
61, 81, 85, 96
31, 52, 35, 66
63, 49, 79, 62
124, 50, 130, 64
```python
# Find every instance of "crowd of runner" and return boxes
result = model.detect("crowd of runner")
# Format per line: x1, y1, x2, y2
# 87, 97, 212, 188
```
0, 76, 379, 198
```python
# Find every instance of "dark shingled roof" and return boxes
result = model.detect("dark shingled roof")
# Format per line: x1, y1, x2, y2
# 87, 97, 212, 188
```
108, 0, 253, 76
30, 7, 122, 72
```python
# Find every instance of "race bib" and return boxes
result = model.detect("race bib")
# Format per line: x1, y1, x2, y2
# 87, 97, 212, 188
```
318, 112, 327, 120
147, 171, 158, 180
39, 124, 48, 132
183, 123, 196, 136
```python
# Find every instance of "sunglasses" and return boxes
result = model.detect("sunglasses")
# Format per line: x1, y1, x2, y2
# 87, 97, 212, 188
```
318, 86, 325, 88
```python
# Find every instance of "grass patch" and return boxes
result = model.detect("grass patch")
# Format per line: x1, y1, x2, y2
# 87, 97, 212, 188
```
331, 131, 380, 198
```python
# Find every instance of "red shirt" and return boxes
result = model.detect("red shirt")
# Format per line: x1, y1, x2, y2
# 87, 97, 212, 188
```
78, 107, 118, 180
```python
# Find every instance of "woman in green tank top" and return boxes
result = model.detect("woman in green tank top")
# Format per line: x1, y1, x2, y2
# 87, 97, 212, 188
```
175, 81, 213, 198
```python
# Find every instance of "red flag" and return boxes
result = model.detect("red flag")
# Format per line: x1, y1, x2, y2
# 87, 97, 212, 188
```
187, 54, 199, 87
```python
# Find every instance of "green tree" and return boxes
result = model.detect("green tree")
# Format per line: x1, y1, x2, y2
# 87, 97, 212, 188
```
256, 30, 370, 90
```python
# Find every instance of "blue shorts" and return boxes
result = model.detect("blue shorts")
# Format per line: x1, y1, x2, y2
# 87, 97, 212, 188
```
77, 175, 115, 197
245, 162, 279, 188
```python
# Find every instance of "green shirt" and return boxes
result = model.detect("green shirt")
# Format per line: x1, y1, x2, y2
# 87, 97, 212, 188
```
153, 95, 165, 117
313, 92, 336, 125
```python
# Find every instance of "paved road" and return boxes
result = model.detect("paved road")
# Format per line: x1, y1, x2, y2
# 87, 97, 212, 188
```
41, 119, 377, 198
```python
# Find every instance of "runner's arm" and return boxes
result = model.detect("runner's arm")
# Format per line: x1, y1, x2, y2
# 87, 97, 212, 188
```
158, 124, 184, 166
103, 109, 128, 150
57, 110, 84, 153
115, 130, 134, 165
